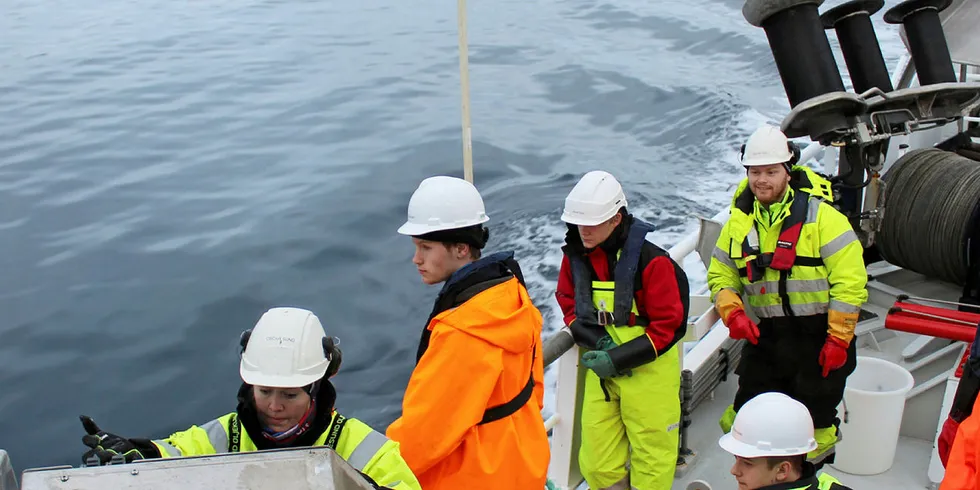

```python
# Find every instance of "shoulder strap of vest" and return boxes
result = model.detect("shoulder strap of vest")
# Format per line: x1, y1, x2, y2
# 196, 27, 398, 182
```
478, 345, 536, 425
570, 253, 597, 324
769, 190, 809, 270
227, 413, 241, 453
325, 413, 349, 450
613, 218, 655, 324
500, 255, 526, 287
569, 219, 655, 327
740, 190, 823, 283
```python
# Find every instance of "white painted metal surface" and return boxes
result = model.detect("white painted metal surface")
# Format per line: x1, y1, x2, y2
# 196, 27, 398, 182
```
0, 450, 16, 490
546, 342, 585, 490
18, 447, 375, 490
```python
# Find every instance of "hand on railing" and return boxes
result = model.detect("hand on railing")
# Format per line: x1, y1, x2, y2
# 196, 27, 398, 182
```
543, 328, 576, 368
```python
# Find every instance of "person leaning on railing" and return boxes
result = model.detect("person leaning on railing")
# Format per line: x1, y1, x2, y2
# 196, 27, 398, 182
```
555, 170, 690, 490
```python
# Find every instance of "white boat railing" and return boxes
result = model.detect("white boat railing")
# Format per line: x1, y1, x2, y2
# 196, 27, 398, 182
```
1, 450, 16, 490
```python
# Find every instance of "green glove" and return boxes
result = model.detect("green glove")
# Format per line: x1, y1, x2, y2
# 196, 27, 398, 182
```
581, 350, 620, 379
595, 335, 617, 351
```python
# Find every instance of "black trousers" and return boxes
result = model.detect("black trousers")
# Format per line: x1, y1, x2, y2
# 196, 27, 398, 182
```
733, 314, 858, 429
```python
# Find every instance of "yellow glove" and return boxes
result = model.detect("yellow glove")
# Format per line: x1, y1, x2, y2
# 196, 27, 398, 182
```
714, 288, 745, 325
828, 309, 859, 344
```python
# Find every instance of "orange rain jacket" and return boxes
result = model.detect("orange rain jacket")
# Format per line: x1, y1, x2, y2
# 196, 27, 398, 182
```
942, 380, 980, 490
386, 253, 549, 490
939, 323, 980, 490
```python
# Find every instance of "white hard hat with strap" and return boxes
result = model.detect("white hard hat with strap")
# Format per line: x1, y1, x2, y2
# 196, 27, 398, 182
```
740, 125, 800, 168
560, 170, 628, 226
239, 307, 338, 388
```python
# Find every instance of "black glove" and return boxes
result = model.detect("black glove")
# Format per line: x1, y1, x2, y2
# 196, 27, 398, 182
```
80, 415, 160, 466
568, 318, 607, 350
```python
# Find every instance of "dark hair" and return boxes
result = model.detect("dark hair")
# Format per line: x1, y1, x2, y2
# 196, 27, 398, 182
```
442, 242, 482, 260
417, 224, 489, 256
764, 454, 805, 473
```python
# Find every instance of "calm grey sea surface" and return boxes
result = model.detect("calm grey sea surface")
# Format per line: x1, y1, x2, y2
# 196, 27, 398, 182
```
0, 0, 905, 471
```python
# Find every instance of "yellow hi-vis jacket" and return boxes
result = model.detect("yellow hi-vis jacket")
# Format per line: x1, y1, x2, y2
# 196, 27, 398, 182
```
151, 411, 420, 490
707, 166, 868, 343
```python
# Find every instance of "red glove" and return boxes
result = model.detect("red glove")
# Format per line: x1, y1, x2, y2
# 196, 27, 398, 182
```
938, 415, 961, 468
818, 336, 849, 377
726, 309, 760, 345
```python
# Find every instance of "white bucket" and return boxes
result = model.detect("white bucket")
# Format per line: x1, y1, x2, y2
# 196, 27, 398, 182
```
831, 356, 915, 475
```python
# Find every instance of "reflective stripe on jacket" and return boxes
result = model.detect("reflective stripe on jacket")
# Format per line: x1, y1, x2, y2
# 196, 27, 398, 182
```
153, 411, 420, 490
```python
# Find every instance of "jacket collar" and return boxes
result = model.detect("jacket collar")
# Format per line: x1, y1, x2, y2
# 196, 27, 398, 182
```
754, 186, 794, 227
415, 250, 524, 364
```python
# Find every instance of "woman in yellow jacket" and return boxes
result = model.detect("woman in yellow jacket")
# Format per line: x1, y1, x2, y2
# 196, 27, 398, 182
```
78, 307, 420, 490
386, 176, 550, 490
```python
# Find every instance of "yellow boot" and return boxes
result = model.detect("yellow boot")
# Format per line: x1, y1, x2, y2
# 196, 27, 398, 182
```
719, 405, 737, 434
807, 426, 840, 463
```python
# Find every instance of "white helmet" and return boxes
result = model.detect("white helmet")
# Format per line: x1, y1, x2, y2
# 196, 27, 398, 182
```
397, 176, 490, 236
239, 307, 333, 388
560, 170, 628, 226
740, 125, 796, 167
718, 392, 818, 458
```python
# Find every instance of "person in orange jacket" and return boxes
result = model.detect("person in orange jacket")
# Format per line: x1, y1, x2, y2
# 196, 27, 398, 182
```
941, 390, 980, 490
386, 176, 550, 490
938, 322, 980, 490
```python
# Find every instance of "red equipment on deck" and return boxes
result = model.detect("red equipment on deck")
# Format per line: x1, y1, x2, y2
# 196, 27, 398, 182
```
885, 295, 980, 343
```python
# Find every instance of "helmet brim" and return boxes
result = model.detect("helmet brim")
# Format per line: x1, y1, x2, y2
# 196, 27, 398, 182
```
719, 432, 771, 458
718, 432, 816, 458
741, 155, 793, 167
240, 363, 327, 388
397, 216, 490, 236
397, 221, 435, 236
560, 209, 619, 227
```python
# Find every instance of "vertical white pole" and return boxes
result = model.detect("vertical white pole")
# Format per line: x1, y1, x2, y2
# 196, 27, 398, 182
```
457, 0, 474, 183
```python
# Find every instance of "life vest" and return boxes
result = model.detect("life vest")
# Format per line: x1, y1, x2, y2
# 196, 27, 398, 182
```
569, 218, 655, 331
733, 166, 834, 317
738, 189, 824, 283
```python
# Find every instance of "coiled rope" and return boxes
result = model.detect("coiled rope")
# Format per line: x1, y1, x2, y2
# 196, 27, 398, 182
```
878, 148, 980, 286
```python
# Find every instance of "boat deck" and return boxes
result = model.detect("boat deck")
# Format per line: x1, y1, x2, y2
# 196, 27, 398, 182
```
673, 363, 937, 490
670, 261, 965, 490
